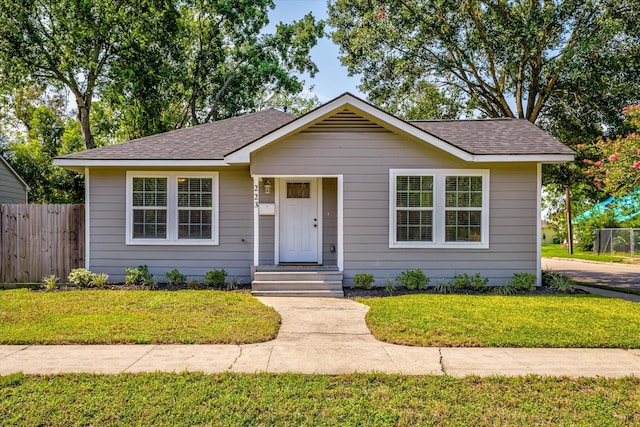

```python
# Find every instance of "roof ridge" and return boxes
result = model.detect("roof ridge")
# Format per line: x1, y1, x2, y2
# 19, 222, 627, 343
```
410, 117, 521, 123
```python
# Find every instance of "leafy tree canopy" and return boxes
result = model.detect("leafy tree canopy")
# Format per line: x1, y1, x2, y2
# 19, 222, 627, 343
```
328, 0, 640, 126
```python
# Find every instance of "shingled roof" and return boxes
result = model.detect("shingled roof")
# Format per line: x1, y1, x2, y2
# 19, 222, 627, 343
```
409, 118, 574, 155
59, 108, 296, 161
57, 93, 573, 165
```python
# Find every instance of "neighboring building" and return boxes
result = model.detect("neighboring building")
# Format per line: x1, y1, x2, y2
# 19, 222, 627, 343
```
55, 93, 574, 295
0, 155, 28, 204
541, 220, 559, 245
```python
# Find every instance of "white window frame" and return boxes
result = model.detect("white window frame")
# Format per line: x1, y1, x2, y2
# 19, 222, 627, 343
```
126, 171, 219, 245
389, 169, 490, 249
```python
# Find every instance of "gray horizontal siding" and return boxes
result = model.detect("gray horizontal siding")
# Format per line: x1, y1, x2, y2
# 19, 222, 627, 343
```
88, 168, 254, 283
253, 132, 539, 286
0, 161, 27, 203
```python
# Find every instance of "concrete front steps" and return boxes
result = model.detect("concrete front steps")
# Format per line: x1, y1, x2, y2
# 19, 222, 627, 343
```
251, 266, 344, 298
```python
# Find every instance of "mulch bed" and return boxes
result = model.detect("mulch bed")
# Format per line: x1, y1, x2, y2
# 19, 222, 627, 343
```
344, 285, 589, 298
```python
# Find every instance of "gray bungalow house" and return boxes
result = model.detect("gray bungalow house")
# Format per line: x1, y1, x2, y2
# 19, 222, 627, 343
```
55, 93, 574, 296
0, 155, 29, 204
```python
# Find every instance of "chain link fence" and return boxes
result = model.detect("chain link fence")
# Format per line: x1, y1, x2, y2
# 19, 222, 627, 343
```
593, 228, 640, 257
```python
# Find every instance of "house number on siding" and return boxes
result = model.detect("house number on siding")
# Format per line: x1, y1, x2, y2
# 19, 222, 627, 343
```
254, 185, 259, 208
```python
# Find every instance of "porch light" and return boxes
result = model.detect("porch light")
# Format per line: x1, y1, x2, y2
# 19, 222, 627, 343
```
263, 179, 272, 195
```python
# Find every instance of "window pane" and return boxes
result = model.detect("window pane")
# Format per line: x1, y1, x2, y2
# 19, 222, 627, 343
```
396, 175, 432, 209
396, 209, 432, 242
132, 208, 166, 239
287, 182, 310, 198
178, 209, 212, 239
445, 210, 482, 242
133, 177, 167, 207
178, 178, 213, 208
445, 176, 482, 208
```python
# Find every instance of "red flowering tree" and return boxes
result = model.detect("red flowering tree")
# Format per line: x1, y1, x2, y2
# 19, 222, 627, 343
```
583, 105, 640, 196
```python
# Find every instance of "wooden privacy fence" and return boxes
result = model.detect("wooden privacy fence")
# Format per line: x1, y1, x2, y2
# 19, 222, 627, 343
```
0, 204, 85, 282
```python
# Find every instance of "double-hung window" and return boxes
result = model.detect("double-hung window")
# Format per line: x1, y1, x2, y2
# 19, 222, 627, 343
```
390, 169, 489, 248
126, 171, 219, 245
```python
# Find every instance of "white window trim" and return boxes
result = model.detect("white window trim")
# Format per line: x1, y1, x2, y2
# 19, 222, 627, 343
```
389, 169, 490, 249
126, 171, 219, 246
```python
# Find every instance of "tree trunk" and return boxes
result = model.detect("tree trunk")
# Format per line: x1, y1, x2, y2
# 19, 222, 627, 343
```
565, 184, 573, 255
75, 96, 95, 150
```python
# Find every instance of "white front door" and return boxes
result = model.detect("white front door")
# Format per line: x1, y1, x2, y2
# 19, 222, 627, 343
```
279, 178, 319, 263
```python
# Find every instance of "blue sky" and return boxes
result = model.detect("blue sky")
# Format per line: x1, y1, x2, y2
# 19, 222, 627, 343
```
268, 0, 365, 101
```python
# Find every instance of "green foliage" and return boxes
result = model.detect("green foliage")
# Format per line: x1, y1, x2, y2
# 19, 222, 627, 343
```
165, 269, 187, 287
353, 273, 375, 289
452, 273, 488, 292
328, 0, 640, 125
204, 269, 227, 289
434, 280, 454, 294
41, 275, 59, 291
543, 271, 576, 293
226, 276, 240, 291
505, 273, 537, 292
492, 285, 517, 295
396, 269, 429, 290
67, 268, 94, 288
91, 273, 109, 289
383, 277, 397, 295
188, 279, 201, 290
124, 265, 156, 288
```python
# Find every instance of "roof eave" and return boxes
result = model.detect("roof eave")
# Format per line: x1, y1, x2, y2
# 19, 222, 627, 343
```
472, 154, 575, 163
54, 158, 229, 173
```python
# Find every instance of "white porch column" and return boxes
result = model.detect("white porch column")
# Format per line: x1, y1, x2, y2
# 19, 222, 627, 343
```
337, 174, 344, 272
253, 176, 259, 266
536, 163, 542, 286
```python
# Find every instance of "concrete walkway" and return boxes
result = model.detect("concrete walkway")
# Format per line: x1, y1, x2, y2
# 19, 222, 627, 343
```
2, 297, 639, 377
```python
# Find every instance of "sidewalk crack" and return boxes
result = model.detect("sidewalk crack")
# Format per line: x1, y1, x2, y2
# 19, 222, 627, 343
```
228, 345, 243, 371
0, 345, 30, 360
122, 345, 156, 373
438, 348, 447, 375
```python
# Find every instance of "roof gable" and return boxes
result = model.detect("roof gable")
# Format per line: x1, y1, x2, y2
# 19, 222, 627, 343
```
0, 155, 29, 190
225, 93, 475, 163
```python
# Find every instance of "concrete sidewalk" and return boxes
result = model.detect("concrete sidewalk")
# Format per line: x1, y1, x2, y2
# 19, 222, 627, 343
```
2, 297, 639, 378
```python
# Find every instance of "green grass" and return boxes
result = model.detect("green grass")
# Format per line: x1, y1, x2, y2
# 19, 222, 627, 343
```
0, 289, 280, 344
541, 243, 633, 263
1, 373, 638, 426
358, 294, 640, 348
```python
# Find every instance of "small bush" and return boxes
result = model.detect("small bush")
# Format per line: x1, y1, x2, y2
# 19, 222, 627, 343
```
396, 269, 430, 290
125, 265, 156, 288
353, 273, 375, 289
505, 272, 536, 292
384, 277, 397, 295
68, 268, 94, 288
42, 275, 59, 291
434, 280, 454, 294
165, 269, 187, 287
452, 273, 488, 291
493, 285, 517, 295
188, 278, 201, 289
544, 270, 575, 293
91, 273, 109, 288
204, 269, 227, 289
227, 276, 239, 291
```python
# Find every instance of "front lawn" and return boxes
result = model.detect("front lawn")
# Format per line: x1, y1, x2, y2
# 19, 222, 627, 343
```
358, 294, 640, 348
0, 289, 280, 344
1, 373, 638, 426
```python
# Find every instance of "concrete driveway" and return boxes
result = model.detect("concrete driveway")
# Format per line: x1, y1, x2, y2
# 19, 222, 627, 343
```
542, 257, 640, 291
